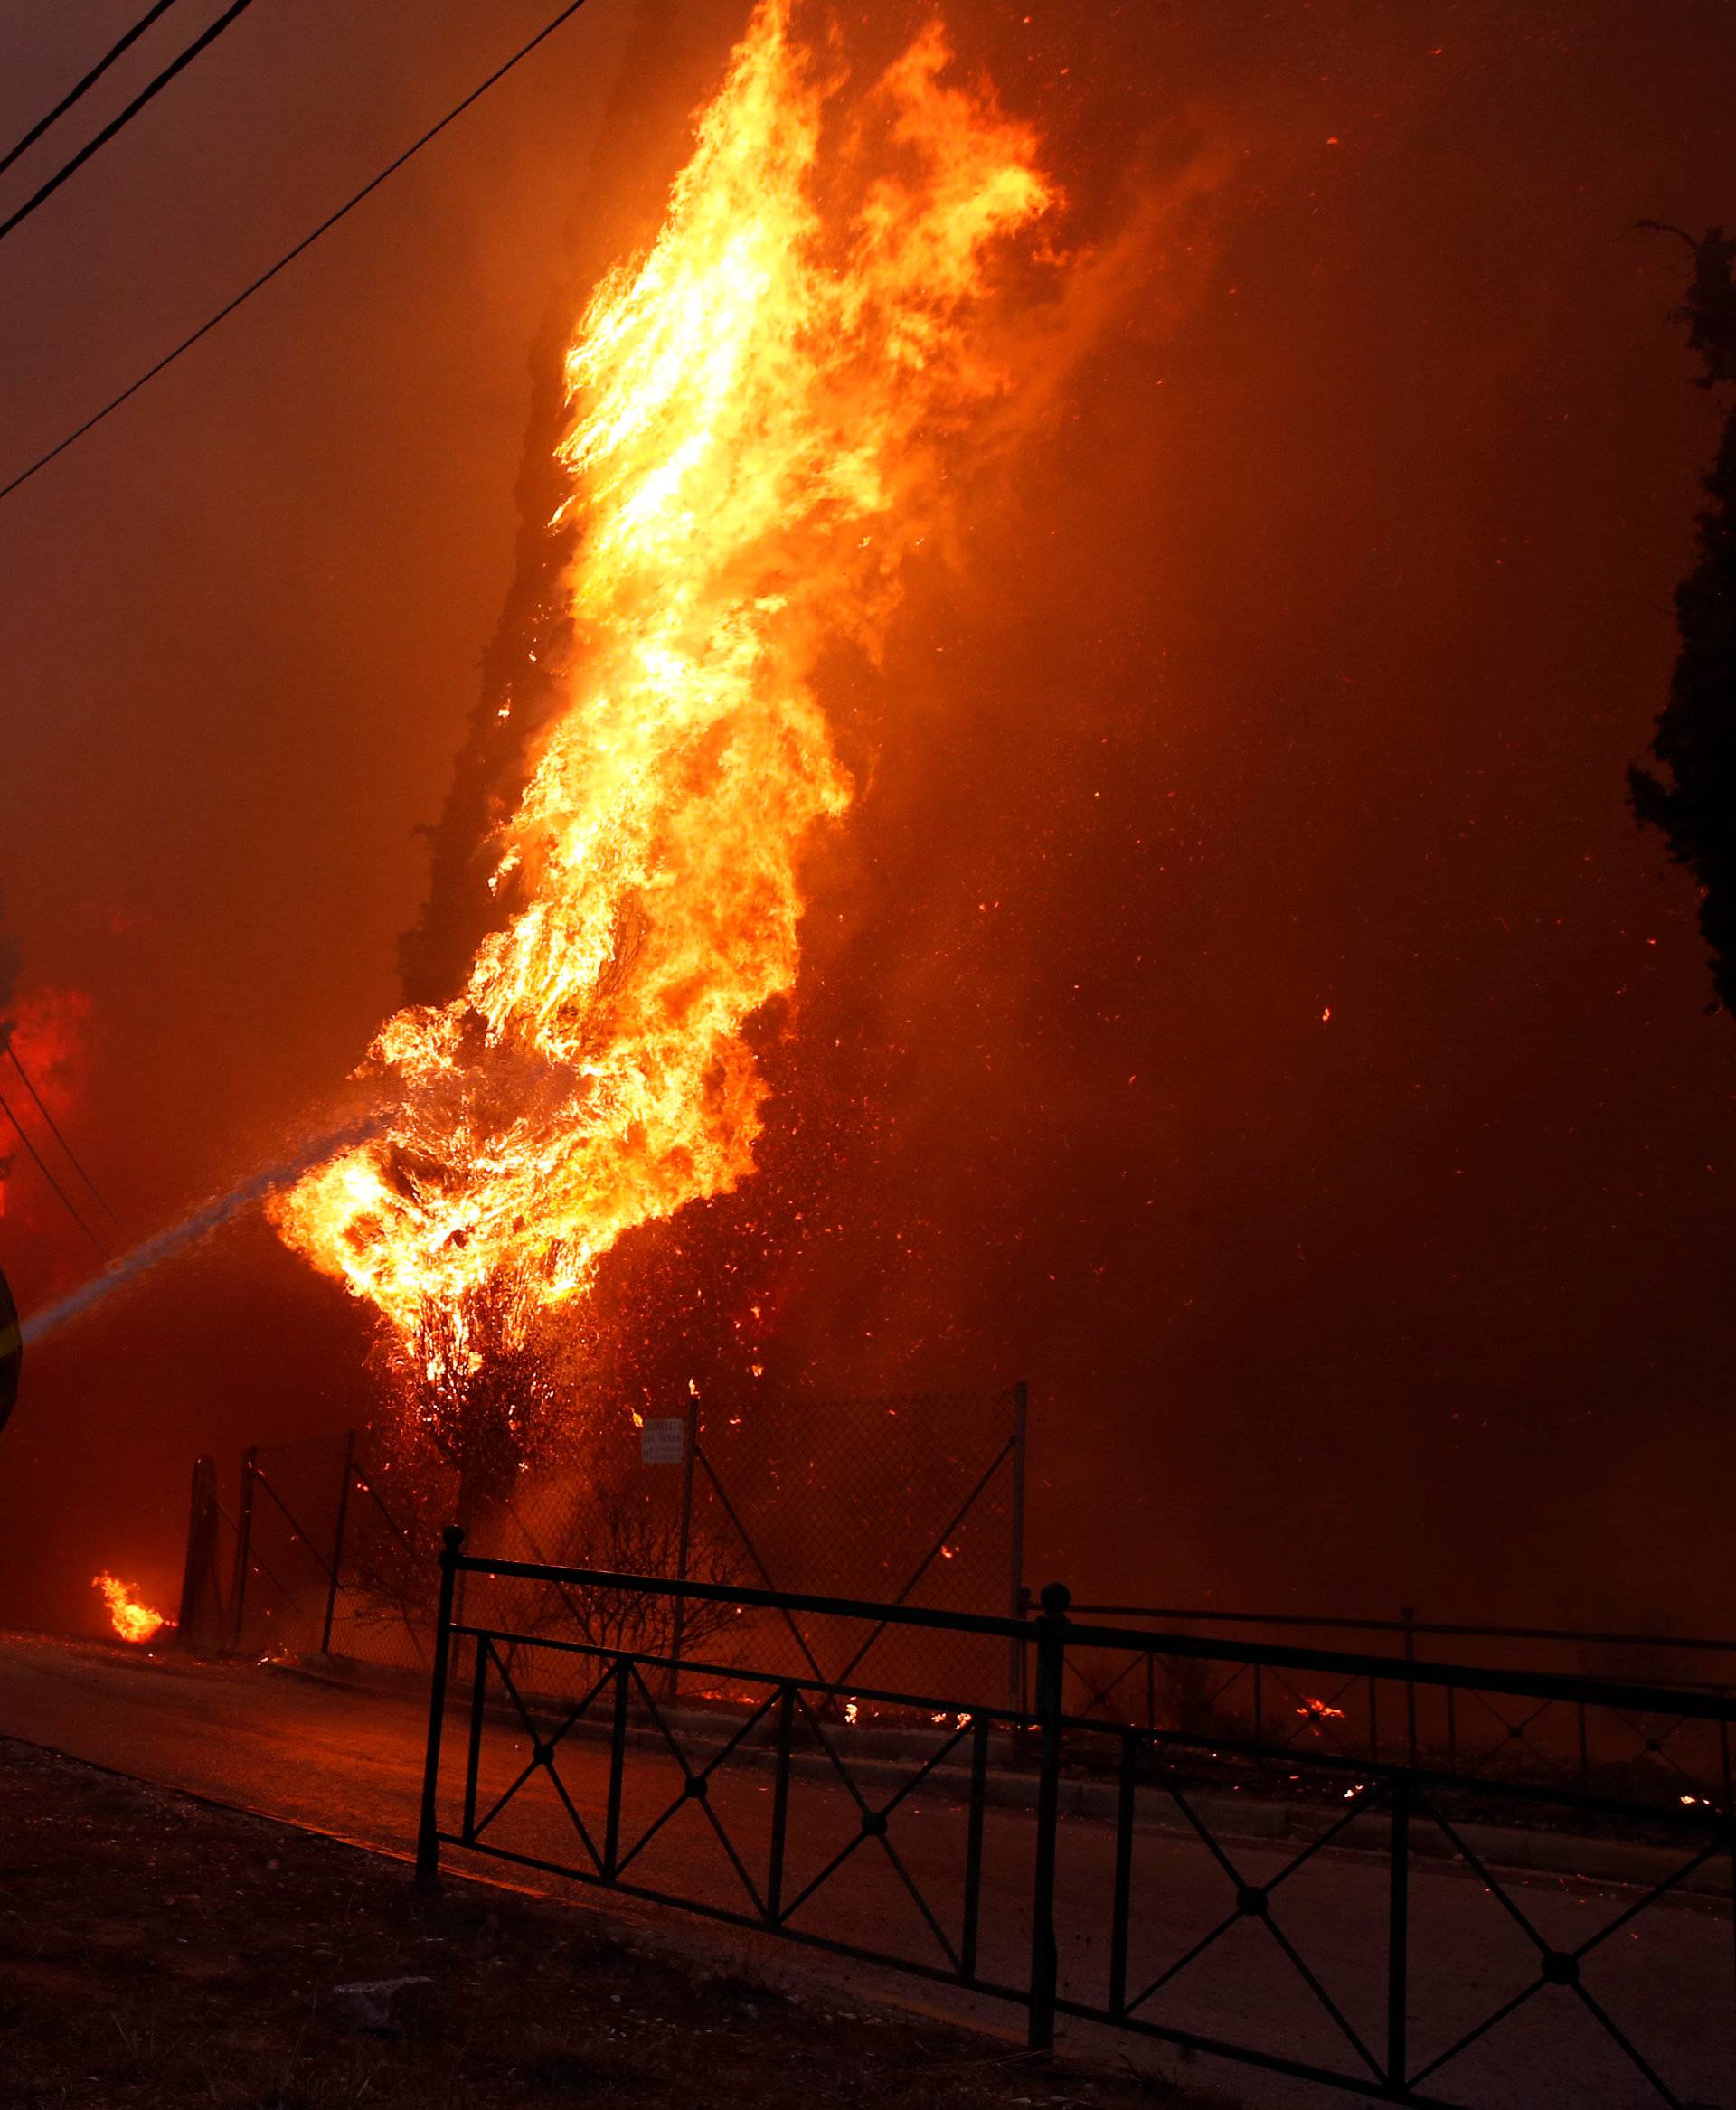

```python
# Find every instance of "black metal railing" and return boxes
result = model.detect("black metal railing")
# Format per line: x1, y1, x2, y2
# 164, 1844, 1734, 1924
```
1047, 1598, 1736, 1809
1062, 1597, 1736, 1646
1055, 1596, 1736, 1689
416, 1532, 1736, 2107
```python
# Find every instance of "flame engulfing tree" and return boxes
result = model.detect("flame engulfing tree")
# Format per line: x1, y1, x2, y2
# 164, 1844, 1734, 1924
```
1630, 224, 1736, 1014
270, 0, 1060, 1480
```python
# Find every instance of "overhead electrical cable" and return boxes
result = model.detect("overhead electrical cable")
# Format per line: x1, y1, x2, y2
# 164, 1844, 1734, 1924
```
4, 1042, 123, 1233
0, 0, 263, 248
0, 1086, 109, 1260
0, 0, 597, 506
0, 0, 192, 183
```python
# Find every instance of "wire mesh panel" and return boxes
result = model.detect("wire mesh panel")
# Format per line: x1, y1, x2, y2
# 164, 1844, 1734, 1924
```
197, 1431, 450, 1670
232, 1435, 351, 1656
686, 1385, 1024, 1708
325, 1443, 455, 1673
448, 1386, 1023, 1715
193, 1382, 1022, 1707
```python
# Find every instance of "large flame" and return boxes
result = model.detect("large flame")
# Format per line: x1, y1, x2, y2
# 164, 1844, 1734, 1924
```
272, 2, 1053, 1367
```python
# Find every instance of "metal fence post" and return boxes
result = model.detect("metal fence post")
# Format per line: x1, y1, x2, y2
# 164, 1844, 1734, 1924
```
1109, 1727, 1137, 2016
319, 1427, 356, 1657
1028, 1578, 1070, 2051
767, 1681, 795, 1926
668, 1397, 698, 1701
175, 1456, 218, 1646
462, 1637, 488, 1846
231, 1446, 257, 1649
1017, 1585, 1033, 1718
604, 1654, 630, 1879
1007, 1381, 1028, 1715
1387, 1771, 1411, 2091
415, 1525, 465, 1892
1401, 1605, 1419, 1766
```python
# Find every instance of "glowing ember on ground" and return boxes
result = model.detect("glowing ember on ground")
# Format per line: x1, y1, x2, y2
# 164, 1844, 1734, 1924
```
270, 0, 1057, 1405
93, 1572, 169, 1644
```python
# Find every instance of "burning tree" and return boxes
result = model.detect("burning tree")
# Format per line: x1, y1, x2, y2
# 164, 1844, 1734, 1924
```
1630, 223, 1736, 1015
268, 2, 1061, 1474
368, 1280, 580, 1523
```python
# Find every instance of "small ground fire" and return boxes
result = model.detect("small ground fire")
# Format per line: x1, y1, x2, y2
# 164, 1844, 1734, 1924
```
91, 1571, 168, 1645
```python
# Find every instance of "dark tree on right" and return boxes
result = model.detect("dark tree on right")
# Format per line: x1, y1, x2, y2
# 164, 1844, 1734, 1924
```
1629, 225, 1736, 1015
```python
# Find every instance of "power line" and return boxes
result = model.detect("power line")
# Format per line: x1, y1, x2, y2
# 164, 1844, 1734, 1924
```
0, 1085, 109, 1260
0, 0, 262, 248
4, 1041, 123, 1233
0, 0, 597, 506
0, 0, 191, 183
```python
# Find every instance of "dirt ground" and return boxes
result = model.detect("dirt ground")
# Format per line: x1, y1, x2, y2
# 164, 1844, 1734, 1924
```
0, 1737, 1231, 2110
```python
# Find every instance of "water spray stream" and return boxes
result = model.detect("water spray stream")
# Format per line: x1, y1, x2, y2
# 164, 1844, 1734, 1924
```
22, 1116, 382, 1350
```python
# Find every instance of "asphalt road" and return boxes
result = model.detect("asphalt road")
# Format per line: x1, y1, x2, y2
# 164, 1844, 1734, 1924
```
0, 1630, 1730, 2109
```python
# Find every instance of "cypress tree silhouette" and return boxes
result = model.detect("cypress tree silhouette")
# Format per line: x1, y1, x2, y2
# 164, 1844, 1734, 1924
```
1629, 225, 1736, 1014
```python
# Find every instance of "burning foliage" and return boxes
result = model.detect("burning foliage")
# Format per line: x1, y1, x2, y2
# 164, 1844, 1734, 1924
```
364, 1276, 579, 1517
272, 3, 1061, 1458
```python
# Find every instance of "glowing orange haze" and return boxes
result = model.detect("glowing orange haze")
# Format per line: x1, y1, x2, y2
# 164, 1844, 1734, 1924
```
271, 1, 1055, 1368
93, 1572, 168, 1644
0, 987, 92, 1225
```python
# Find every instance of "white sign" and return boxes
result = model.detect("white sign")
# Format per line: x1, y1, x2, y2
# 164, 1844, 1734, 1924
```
640, 1416, 685, 1465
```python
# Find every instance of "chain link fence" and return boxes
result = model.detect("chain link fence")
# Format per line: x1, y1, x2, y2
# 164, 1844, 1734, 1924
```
177, 1383, 1026, 1710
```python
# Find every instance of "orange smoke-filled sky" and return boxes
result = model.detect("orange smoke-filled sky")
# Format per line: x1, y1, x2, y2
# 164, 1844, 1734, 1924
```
0, 0, 1732, 1636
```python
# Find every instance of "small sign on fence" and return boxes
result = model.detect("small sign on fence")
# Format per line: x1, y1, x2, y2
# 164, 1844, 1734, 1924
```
640, 1416, 684, 1465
